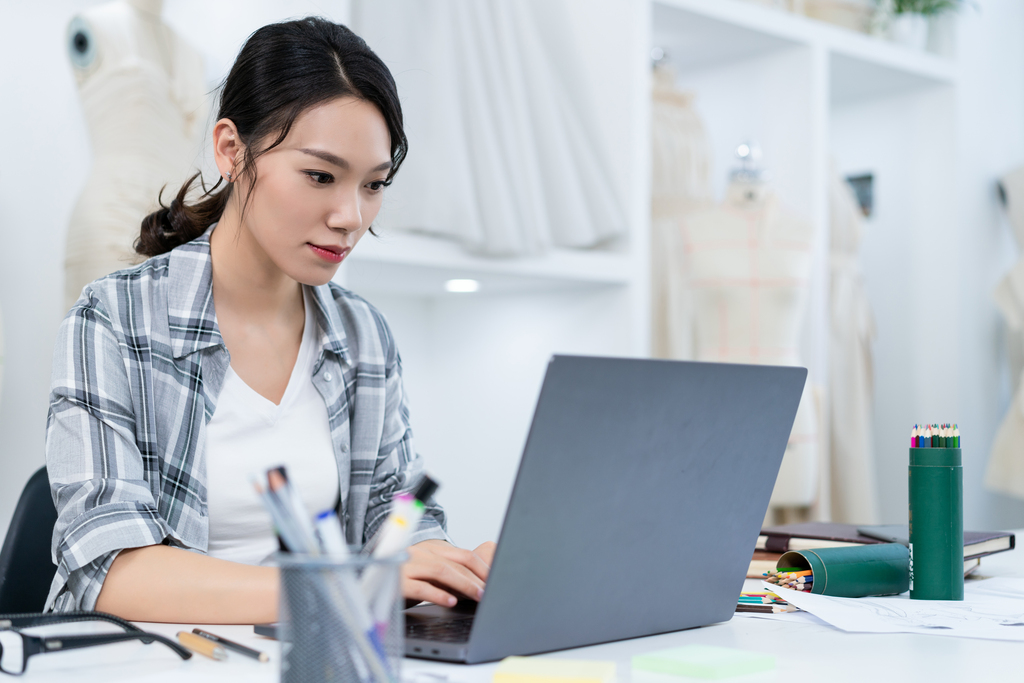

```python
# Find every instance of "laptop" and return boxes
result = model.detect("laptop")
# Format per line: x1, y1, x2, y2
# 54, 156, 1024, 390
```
405, 355, 806, 663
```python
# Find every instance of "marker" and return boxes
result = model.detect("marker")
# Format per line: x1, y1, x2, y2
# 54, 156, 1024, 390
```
314, 510, 386, 661
192, 629, 269, 662
360, 476, 439, 600
315, 510, 350, 558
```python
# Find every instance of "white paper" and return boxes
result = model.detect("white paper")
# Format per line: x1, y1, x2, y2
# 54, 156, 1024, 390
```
763, 578, 1024, 641
732, 610, 832, 626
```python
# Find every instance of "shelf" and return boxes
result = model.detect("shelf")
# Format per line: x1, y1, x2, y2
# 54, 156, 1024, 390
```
336, 230, 634, 296
652, 0, 802, 71
828, 43, 955, 105
652, 0, 957, 103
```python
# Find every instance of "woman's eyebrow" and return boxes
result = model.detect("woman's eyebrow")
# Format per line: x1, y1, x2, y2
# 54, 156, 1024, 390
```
298, 147, 392, 172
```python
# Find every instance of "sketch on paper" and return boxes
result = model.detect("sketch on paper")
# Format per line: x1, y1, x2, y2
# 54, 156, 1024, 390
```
767, 578, 1024, 641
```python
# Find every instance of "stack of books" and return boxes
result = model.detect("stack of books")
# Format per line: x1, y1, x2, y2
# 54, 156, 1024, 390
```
748, 523, 1015, 578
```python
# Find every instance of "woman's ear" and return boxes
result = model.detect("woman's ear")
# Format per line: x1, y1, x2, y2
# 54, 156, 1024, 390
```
212, 118, 243, 182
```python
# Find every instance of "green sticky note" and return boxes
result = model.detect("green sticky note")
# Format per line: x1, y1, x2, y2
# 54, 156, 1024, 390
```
632, 645, 775, 680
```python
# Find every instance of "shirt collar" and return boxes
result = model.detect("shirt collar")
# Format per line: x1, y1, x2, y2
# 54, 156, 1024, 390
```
166, 227, 223, 360
166, 225, 351, 365
306, 283, 351, 364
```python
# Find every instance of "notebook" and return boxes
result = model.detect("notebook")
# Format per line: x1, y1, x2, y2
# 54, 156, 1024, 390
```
755, 522, 1015, 560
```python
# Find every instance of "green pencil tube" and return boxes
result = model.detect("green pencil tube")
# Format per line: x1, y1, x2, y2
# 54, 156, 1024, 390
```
909, 447, 964, 600
777, 544, 909, 597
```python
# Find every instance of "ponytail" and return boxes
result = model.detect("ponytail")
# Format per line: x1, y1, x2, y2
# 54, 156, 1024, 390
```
135, 173, 231, 258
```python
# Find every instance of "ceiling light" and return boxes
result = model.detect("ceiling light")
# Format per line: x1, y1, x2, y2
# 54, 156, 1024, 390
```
445, 279, 480, 293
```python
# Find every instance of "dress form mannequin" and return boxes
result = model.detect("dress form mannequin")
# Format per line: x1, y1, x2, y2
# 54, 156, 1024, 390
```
650, 62, 712, 360
828, 168, 878, 523
985, 166, 1024, 499
680, 153, 819, 518
64, 0, 206, 310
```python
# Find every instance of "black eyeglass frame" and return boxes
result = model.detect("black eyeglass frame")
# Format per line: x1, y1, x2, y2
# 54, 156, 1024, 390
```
0, 611, 152, 639
0, 611, 191, 675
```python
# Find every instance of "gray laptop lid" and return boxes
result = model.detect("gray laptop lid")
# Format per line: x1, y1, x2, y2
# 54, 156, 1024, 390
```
464, 355, 806, 663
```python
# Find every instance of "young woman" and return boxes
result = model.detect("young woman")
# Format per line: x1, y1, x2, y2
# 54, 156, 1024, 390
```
45, 17, 494, 623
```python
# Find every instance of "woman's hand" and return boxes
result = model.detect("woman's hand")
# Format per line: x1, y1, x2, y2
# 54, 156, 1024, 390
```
402, 540, 497, 607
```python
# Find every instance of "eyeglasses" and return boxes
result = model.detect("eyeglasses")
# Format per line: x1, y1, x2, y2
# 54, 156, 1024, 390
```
0, 611, 191, 675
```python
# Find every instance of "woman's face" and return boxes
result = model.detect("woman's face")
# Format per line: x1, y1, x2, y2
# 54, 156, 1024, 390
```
233, 96, 393, 286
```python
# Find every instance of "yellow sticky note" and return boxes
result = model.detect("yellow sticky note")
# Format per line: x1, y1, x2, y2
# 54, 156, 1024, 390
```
493, 656, 616, 683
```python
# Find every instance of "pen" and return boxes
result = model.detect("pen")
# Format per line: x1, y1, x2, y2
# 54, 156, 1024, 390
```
250, 476, 307, 552
267, 467, 320, 553
192, 629, 269, 662
177, 631, 228, 660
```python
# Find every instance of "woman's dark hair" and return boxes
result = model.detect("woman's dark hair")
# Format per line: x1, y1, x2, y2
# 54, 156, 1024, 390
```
135, 17, 406, 257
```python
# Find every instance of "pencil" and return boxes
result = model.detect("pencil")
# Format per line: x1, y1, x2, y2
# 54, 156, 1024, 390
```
193, 629, 269, 663
177, 631, 228, 661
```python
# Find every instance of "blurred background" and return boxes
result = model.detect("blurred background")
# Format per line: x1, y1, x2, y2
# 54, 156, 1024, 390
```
2, 0, 1023, 550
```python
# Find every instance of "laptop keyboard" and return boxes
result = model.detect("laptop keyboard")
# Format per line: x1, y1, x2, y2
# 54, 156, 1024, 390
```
405, 616, 474, 643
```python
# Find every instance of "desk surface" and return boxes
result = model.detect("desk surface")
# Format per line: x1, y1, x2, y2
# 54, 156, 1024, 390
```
16, 538, 1024, 682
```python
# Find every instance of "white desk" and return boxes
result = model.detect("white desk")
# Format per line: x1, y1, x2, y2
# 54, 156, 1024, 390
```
16, 536, 1024, 682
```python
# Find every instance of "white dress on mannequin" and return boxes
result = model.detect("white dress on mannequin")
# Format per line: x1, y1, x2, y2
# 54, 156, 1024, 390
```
828, 170, 878, 523
64, 0, 206, 310
650, 64, 712, 360
985, 166, 1024, 499
680, 181, 819, 510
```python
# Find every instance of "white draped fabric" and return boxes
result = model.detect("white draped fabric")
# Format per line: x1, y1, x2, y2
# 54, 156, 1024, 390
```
827, 170, 879, 523
987, 259, 1024, 499
356, 1, 627, 256
987, 166, 1024, 500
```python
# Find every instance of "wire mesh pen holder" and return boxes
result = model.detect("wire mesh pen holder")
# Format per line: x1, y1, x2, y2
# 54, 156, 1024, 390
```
278, 553, 406, 683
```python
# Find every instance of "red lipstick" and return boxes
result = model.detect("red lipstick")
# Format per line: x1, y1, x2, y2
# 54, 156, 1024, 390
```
308, 243, 347, 264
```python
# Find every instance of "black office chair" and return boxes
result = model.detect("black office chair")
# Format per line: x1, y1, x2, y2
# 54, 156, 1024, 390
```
0, 467, 58, 612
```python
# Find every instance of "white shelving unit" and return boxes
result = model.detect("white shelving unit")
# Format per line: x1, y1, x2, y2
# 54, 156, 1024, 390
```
338, 231, 633, 296
342, 0, 959, 544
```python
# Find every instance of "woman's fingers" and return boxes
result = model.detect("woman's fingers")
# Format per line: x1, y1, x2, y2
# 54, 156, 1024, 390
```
473, 541, 497, 567
403, 541, 487, 602
403, 577, 457, 607
425, 542, 492, 583
411, 554, 485, 600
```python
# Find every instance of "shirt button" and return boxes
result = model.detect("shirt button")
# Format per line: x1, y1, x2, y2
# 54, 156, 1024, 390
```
324, 372, 333, 382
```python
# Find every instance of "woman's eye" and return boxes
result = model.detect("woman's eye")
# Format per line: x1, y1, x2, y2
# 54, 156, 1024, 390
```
367, 179, 390, 192
305, 171, 333, 185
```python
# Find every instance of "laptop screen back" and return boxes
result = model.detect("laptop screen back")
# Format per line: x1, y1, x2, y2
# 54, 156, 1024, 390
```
464, 356, 806, 663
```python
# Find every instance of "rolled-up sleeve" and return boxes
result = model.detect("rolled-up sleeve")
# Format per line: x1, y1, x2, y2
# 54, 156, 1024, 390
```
363, 340, 449, 548
45, 299, 171, 612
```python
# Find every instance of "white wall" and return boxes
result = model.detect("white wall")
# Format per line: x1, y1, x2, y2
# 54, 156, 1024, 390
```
832, 87, 958, 523
832, 0, 1024, 529
0, 0, 350, 541
952, 0, 1024, 529
362, 288, 633, 549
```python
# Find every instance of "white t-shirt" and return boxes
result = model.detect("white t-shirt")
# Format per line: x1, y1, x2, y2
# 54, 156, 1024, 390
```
205, 290, 340, 564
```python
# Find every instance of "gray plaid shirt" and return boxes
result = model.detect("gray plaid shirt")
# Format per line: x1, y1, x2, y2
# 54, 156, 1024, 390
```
45, 228, 448, 612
